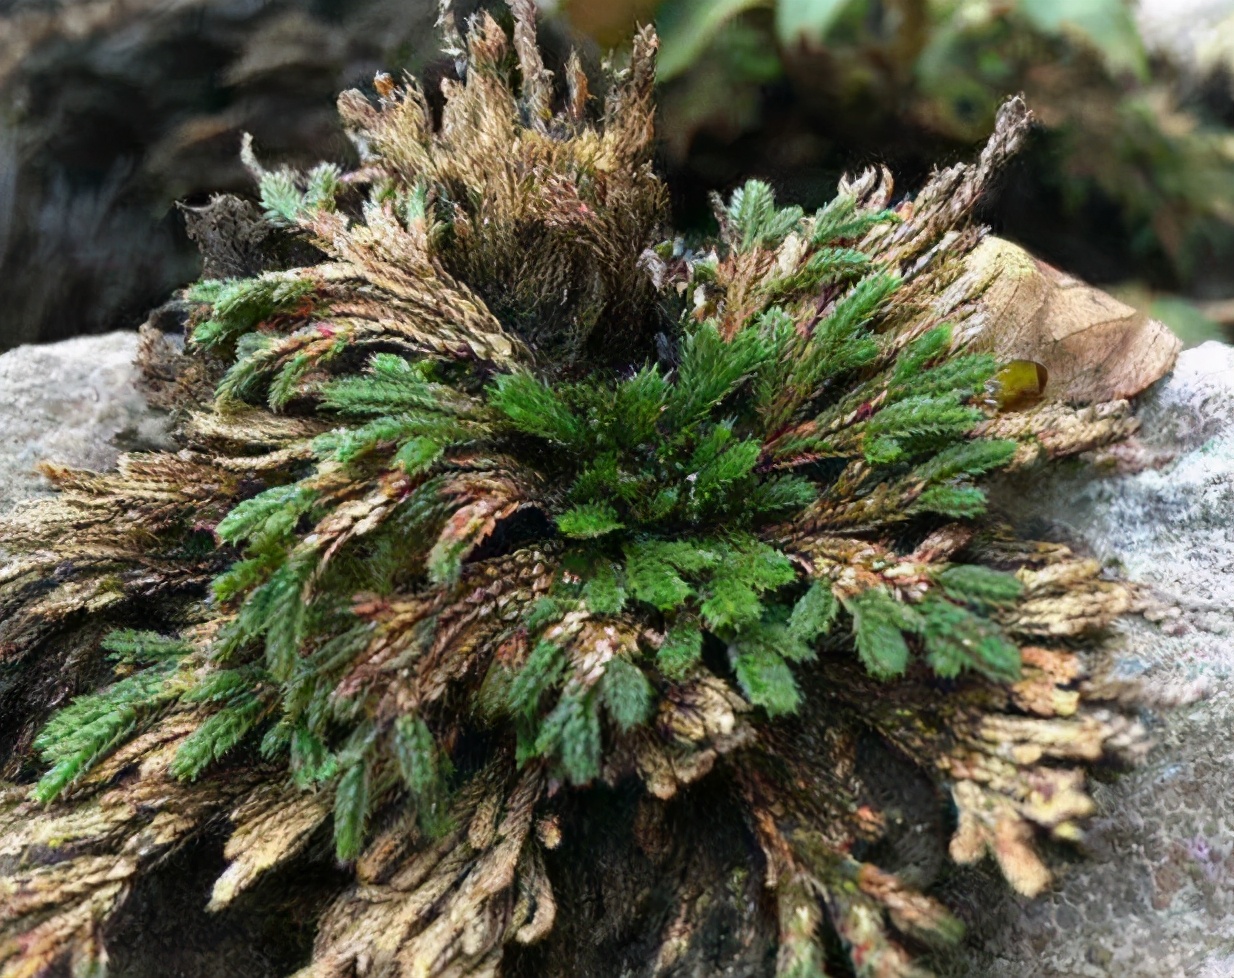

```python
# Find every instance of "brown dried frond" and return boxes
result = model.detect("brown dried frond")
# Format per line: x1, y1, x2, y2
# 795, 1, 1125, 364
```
297, 763, 544, 978
0, 717, 259, 978
336, 14, 668, 371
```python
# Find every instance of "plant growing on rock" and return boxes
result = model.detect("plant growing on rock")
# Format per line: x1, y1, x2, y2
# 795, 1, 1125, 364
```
0, 4, 1152, 976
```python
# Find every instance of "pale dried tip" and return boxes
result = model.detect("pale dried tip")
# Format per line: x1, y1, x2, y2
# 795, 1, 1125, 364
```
372, 71, 395, 101
238, 132, 264, 180
629, 24, 659, 86
995, 94, 1033, 134
1095, 711, 1152, 762
1140, 675, 1211, 709
513, 863, 557, 944
981, 95, 1034, 171
565, 49, 589, 124
707, 190, 729, 239
436, 0, 465, 62
838, 164, 894, 212
508, 0, 552, 126
637, 246, 669, 290
606, 24, 658, 98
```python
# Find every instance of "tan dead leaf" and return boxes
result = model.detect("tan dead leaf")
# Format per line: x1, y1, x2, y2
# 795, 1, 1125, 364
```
972, 237, 1181, 404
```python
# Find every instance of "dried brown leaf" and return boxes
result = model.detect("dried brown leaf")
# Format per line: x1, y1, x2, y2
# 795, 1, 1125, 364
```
972, 237, 1181, 404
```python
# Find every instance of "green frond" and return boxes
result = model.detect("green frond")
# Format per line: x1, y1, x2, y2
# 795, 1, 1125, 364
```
843, 587, 919, 679
599, 658, 654, 732
321, 355, 474, 417
215, 483, 318, 548
304, 163, 344, 214
698, 538, 795, 631
392, 715, 444, 798
508, 640, 568, 718
724, 179, 805, 252
935, 564, 1023, 608
581, 559, 627, 614
912, 483, 989, 517
258, 170, 304, 224
257, 161, 344, 224
489, 372, 583, 445
658, 620, 704, 679
534, 689, 602, 784
810, 193, 900, 245
289, 725, 339, 786
32, 659, 185, 803
788, 582, 840, 644
557, 503, 624, 539
732, 644, 800, 716
171, 695, 268, 781
333, 758, 372, 861
625, 540, 696, 611
666, 321, 773, 429
918, 596, 1021, 681
914, 438, 1018, 483
525, 597, 566, 632
761, 246, 872, 302
189, 273, 316, 350
101, 629, 192, 664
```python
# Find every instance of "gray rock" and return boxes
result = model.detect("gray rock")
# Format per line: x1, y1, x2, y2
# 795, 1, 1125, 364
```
946, 342, 1234, 977
0, 330, 170, 511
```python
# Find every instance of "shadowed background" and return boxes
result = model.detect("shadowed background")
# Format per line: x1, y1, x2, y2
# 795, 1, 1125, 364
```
1, 0, 1233, 350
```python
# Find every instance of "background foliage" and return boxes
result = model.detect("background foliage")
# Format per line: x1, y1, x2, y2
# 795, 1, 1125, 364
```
567, 0, 1234, 343
1, 0, 1232, 348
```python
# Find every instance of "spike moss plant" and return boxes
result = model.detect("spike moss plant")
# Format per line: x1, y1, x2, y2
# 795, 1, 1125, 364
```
0, 5, 1149, 977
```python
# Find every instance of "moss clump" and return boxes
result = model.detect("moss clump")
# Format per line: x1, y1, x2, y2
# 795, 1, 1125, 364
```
0, 4, 1148, 976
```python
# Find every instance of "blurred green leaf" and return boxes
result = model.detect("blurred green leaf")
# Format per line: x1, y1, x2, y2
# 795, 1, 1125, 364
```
776, 0, 857, 46
1018, 0, 1147, 78
657, 0, 771, 80
1150, 295, 1221, 349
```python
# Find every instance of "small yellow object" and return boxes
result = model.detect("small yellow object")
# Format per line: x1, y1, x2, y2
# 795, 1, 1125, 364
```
994, 360, 1048, 410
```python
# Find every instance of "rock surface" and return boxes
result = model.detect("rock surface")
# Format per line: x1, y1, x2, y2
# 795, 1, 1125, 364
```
0, 334, 1231, 973
942, 342, 1234, 976
0, 330, 169, 511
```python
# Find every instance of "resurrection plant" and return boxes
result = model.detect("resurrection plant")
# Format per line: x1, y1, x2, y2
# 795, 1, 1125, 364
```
0, 5, 1151, 977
